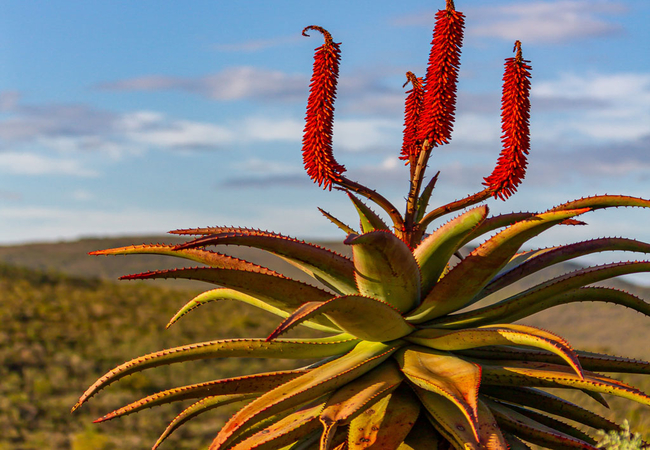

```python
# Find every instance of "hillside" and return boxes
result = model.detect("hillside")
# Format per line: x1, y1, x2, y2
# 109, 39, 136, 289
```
1, 236, 649, 447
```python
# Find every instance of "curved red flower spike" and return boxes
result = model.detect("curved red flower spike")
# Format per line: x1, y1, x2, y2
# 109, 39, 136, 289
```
400, 71, 425, 166
301, 25, 346, 190
417, 0, 465, 146
483, 40, 532, 200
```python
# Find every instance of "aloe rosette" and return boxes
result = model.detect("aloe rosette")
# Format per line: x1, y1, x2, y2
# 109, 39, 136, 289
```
75, 1, 650, 449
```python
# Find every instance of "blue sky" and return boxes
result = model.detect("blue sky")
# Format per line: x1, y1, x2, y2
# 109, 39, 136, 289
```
1, 0, 649, 282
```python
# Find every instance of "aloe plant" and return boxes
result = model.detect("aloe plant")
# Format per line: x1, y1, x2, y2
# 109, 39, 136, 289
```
74, 1, 650, 448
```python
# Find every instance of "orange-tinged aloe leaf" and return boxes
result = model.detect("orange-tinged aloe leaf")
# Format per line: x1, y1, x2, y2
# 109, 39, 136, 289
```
549, 194, 650, 212
414, 205, 488, 295
152, 394, 256, 450
346, 231, 421, 313
209, 340, 402, 450
408, 324, 584, 378
407, 208, 591, 322
485, 398, 598, 449
319, 362, 404, 449
396, 346, 481, 441
266, 295, 414, 342
481, 362, 650, 407
347, 192, 390, 233
480, 385, 618, 432
318, 207, 358, 235
459, 345, 650, 376
89, 244, 278, 274
476, 398, 508, 450
479, 237, 650, 298
222, 405, 306, 450
167, 288, 339, 333
229, 397, 327, 450
397, 415, 443, 450
502, 432, 533, 450
431, 268, 650, 329
94, 369, 306, 423
347, 386, 421, 450
121, 267, 338, 327
174, 231, 356, 295
72, 334, 358, 412
460, 212, 536, 246
415, 387, 480, 449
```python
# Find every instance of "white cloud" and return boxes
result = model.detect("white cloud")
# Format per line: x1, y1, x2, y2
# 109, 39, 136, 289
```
0, 152, 98, 177
333, 118, 401, 152
469, 1, 626, 44
241, 117, 303, 142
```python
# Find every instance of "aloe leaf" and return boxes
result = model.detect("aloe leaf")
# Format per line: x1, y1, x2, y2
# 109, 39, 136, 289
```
414, 387, 481, 449
318, 207, 358, 235
266, 295, 414, 342
502, 432, 533, 450
458, 345, 650, 376
479, 237, 650, 299
396, 346, 481, 441
173, 230, 357, 295
121, 267, 338, 327
346, 231, 421, 313
491, 399, 596, 444
414, 171, 439, 223
431, 268, 650, 329
229, 398, 327, 450
414, 205, 489, 295
152, 394, 255, 450
398, 415, 442, 450
482, 382, 619, 433
481, 362, 650, 407
407, 208, 591, 323
72, 334, 358, 412
407, 324, 584, 378
319, 362, 404, 449
476, 398, 509, 450
347, 386, 421, 450
484, 398, 598, 449
347, 192, 390, 232
90, 243, 278, 274
94, 369, 307, 422
209, 340, 403, 450
549, 194, 650, 212
461, 212, 536, 245
167, 288, 339, 333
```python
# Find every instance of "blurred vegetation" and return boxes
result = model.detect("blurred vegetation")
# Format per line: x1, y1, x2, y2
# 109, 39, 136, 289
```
1, 237, 649, 448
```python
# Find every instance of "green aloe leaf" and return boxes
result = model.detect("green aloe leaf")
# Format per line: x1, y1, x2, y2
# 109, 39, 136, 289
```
318, 207, 358, 235
319, 362, 404, 449
121, 267, 338, 328
94, 369, 306, 422
407, 324, 584, 378
347, 192, 390, 232
266, 295, 414, 342
431, 268, 650, 329
209, 340, 403, 450
407, 208, 591, 323
167, 288, 338, 332
476, 398, 509, 449
173, 229, 357, 295
549, 194, 650, 212
414, 171, 439, 223
414, 388, 481, 449
481, 386, 618, 432
414, 205, 488, 295
396, 346, 482, 441
346, 231, 421, 313
478, 237, 650, 298
347, 386, 421, 450
152, 394, 255, 450
484, 398, 597, 449
73, 334, 358, 412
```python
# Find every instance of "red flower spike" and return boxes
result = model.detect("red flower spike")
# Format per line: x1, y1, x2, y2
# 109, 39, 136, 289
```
417, 0, 465, 146
483, 40, 532, 200
400, 72, 425, 164
302, 25, 346, 190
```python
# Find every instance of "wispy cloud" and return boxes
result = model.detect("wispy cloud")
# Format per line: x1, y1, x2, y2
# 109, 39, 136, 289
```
96, 67, 308, 102
394, 1, 626, 44
0, 152, 99, 177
